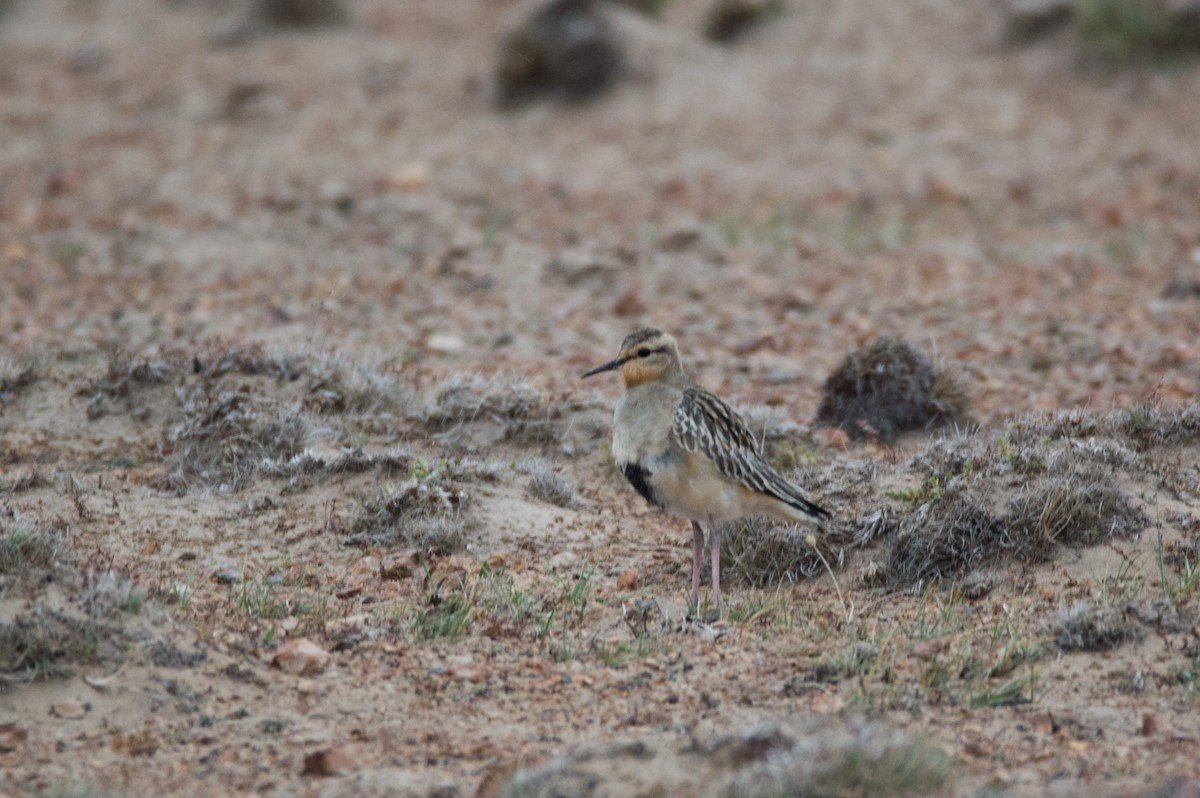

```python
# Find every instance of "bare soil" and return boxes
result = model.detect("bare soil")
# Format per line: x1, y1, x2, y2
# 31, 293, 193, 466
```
2, 1, 1200, 796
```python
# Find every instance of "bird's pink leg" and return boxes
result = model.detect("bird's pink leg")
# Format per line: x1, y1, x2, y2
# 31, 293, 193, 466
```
690, 521, 704, 608
710, 524, 722, 617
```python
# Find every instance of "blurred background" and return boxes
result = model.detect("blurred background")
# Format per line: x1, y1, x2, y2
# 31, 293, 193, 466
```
2, 0, 1198, 421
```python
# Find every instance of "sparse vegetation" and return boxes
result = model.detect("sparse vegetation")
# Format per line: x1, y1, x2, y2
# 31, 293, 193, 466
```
0, 516, 64, 578
521, 457, 579, 508
1055, 601, 1143, 651
345, 462, 470, 551
815, 337, 970, 442
157, 386, 309, 495
722, 516, 847, 588
0, 353, 41, 404
716, 721, 953, 798
423, 372, 562, 444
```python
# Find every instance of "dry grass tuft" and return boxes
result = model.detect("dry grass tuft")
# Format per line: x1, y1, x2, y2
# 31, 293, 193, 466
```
1056, 601, 1143, 651
86, 349, 179, 420
0, 521, 133, 689
521, 458, 579, 508
885, 459, 1145, 588
1005, 405, 1200, 452
1007, 470, 1145, 556
0, 608, 109, 687
815, 337, 969, 441
886, 482, 1004, 588
0, 517, 65, 583
424, 372, 561, 444
0, 354, 42, 403
301, 353, 416, 415
723, 517, 849, 588
157, 386, 308, 495
716, 722, 952, 798
495, 0, 622, 107
345, 462, 470, 552
0, 468, 52, 493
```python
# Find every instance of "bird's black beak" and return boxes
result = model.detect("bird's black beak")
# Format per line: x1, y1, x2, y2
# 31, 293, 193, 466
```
581, 358, 623, 379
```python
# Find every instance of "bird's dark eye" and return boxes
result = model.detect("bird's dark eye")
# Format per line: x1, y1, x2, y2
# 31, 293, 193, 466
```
637, 348, 652, 358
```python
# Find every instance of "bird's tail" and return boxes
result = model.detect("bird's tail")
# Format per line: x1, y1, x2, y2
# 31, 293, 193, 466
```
767, 472, 830, 520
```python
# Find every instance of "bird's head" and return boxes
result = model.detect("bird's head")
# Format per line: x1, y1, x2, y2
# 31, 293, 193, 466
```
581, 327, 684, 388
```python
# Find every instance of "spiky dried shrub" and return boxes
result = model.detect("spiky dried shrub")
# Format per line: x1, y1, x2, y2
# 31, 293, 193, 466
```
521, 458, 579, 508
885, 459, 1145, 588
423, 372, 562, 444
815, 337, 969, 441
1056, 601, 1143, 651
0, 517, 65, 590
716, 721, 952, 798
723, 517, 848, 588
1007, 469, 1145, 557
0, 354, 41, 402
0, 519, 133, 688
86, 348, 183, 420
0, 608, 109, 687
495, 0, 622, 107
301, 353, 416, 416
157, 386, 308, 495
345, 462, 470, 553
1004, 405, 1200, 452
886, 482, 1004, 588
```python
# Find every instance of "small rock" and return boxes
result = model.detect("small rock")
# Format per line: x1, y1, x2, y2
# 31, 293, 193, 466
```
271, 638, 330, 676
302, 745, 354, 777
385, 161, 429, 192
50, 702, 89, 720
615, 568, 639, 591
427, 333, 466, 354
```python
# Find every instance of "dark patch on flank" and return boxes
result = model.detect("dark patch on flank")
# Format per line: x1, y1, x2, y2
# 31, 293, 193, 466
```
620, 462, 660, 508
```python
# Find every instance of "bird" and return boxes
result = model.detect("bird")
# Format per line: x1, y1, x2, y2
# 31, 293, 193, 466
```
582, 327, 829, 618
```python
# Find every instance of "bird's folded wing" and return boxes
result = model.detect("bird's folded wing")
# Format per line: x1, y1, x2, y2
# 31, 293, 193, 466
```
673, 387, 771, 491
674, 387, 829, 519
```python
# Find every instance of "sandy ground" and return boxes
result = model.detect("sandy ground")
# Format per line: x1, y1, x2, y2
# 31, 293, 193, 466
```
2, 0, 1200, 796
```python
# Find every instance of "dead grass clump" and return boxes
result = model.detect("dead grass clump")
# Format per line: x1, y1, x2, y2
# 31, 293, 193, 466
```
1007, 470, 1145, 557
716, 720, 953, 798
302, 353, 416, 415
1056, 601, 1143, 651
496, 0, 623, 107
723, 517, 847, 588
201, 345, 304, 380
0, 517, 64, 583
521, 458, 579, 508
157, 387, 309, 494
0, 468, 52, 493
345, 463, 470, 552
886, 459, 1145, 588
424, 372, 561, 443
0, 608, 109, 687
1005, 405, 1200, 451
815, 337, 969, 441
886, 483, 1003, 587
0, 354, 41, 404
86, 349, 181, 420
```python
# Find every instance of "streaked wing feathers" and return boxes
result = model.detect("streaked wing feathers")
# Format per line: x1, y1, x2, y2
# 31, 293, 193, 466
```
673, 388, 829, 519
